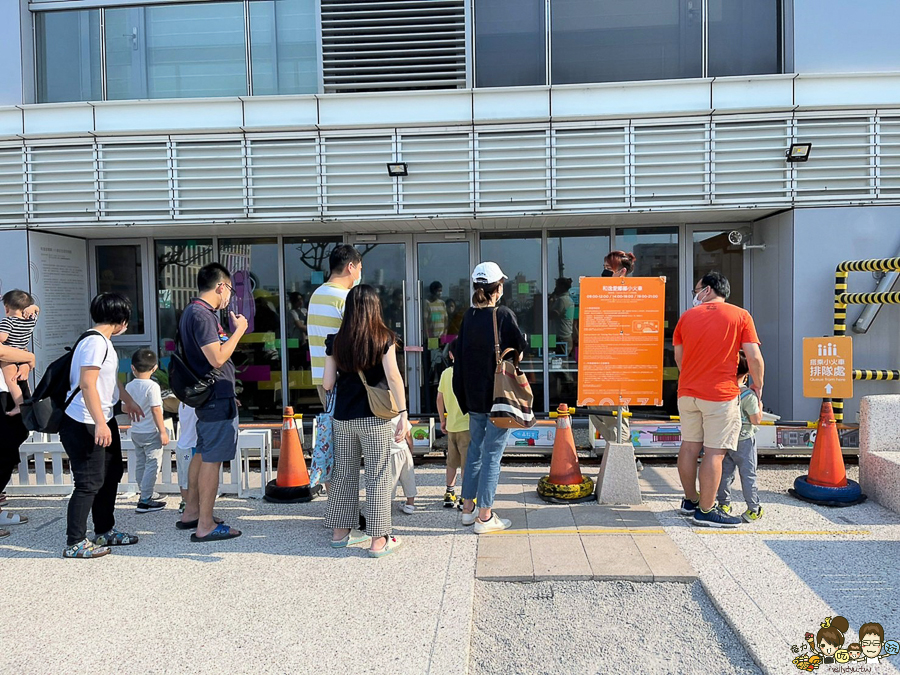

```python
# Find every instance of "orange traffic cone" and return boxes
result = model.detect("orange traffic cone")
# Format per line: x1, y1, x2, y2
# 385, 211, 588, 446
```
537, 404, 595, 503
789, 400, 865, 506
807, 401, 847, 488
264, 406, 323, 503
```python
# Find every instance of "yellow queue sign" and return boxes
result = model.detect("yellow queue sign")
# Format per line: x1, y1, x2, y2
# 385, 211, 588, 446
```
802, 336, 853, 399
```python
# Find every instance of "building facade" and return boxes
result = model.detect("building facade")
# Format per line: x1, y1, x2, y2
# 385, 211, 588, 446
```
1, 0, 898, 423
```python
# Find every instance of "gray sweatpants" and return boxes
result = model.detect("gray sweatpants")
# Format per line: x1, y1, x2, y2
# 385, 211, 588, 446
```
717, 435, 759, 510
132, 431, 164, 502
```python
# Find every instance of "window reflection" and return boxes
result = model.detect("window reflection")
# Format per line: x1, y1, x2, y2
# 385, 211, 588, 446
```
96, 244, 145, 334
693, 231, 744, 307
219, 239, 281, 420
615, 228, 680, 414
474, 0, 546, 87
481, 234, 544, 412
250, 0, 319, 95
547, 231, 611, 407
36, 10, 102, 103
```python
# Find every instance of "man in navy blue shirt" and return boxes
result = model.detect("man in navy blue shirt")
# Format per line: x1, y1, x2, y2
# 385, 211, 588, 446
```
178, 262, 247, 541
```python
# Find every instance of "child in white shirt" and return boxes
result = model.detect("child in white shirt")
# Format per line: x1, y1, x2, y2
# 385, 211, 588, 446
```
176, 402, 198, 514
390, 416, 417, 514
125, 349, 169, 513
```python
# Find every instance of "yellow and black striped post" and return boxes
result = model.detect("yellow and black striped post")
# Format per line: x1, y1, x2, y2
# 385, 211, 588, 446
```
832, 257, 900, 422
853, 370, 900, 381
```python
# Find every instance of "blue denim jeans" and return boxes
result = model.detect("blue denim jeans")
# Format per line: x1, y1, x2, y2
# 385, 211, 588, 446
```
461, 413, 512, 509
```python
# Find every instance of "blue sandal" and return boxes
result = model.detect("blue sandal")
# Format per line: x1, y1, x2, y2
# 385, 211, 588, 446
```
190, 523, 242, 542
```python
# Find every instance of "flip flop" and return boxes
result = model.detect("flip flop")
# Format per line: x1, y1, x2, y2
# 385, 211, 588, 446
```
190, 523, 241, 542
176, 516, 224, 530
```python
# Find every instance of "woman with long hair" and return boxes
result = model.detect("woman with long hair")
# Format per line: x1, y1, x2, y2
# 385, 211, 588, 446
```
323, 284, 409, 558
453, 262, 526, 534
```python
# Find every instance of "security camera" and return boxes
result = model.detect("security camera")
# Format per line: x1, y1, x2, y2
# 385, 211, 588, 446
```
727, 227, 751, 245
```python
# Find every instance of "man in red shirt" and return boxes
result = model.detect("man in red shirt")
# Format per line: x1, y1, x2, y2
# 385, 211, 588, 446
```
673, 272, 765, 528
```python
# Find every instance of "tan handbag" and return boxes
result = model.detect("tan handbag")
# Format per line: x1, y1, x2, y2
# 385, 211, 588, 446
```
358, 371, 400, 420
489, 308, 536, 429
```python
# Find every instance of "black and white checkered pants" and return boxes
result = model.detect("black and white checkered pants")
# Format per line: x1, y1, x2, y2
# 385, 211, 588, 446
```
325, 417, 393, 538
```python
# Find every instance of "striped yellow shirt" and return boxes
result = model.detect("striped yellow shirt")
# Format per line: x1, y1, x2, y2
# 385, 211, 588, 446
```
308, 282, 348, 384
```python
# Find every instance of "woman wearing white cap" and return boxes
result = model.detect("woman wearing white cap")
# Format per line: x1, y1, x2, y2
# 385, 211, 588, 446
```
452, 262, 526, 533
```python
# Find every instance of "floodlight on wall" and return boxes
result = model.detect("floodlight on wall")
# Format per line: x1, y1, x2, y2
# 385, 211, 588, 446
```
386, 162, 408, 176
786, 142, 813, 162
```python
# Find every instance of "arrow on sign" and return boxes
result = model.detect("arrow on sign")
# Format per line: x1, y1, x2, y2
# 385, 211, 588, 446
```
825, 383, 834, 395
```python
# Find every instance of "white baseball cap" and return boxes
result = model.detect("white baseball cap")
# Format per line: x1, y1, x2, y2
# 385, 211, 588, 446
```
472, 261, 507, 284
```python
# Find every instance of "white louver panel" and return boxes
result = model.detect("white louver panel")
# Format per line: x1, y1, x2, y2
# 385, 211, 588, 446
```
553, 127, 628, 209
99, 143, 171, 218
173, 140, 245, 216
321, 0, 467, 93
247, 138, 319, 216
398, 132, 471, 213
476, 130, 550, 212
28, 144, 97, 219
877, 117, 900, 196
712, 120, 791, 203
795, 118, 874, 200
322, 135, 395, 214
633, 124, 708, 205
0, 146, 25, 221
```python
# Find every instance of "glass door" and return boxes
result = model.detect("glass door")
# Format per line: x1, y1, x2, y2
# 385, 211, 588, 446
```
689, 227, 747, 308
349, 235, 414, 408
415, 236, 473, 414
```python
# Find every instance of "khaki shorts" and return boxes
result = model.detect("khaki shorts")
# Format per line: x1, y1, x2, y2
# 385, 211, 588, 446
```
678, 396, 742, 451
447, 430, 471, 472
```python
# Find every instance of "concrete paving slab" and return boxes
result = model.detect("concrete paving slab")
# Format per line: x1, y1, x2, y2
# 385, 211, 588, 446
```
571, 503, 623, 530
530, 534, 592, 581
475, 534, 533, 582
632, 533, 697, 582
524, 503, 577, 530
581, 534, 653, 582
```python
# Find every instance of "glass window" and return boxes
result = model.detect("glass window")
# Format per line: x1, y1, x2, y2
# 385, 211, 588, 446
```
106, 2, 247, 100
475, 0, 546, 87
546, 230, 610, 408
551, 0, 702, 85
282, 237, 341, 414
692, 231, 744, 307
219, 239, 282, 421
36, 10, 102, 103
250, 0, 319, 95
155, 239, 215, 389
708, 0, 780, 77
480, 234, 545, 413
615, 228, 680, 414
95, 244, 145, 334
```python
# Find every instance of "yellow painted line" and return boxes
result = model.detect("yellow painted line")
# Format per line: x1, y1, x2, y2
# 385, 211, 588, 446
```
485, 528, 665, 536
694, 529, 870, 536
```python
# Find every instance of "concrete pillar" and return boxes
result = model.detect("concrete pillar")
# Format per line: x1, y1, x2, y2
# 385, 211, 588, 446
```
595, 443, 642, 505
859, 395, 900, 512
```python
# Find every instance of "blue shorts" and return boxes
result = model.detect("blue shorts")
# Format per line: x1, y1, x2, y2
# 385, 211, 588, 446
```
195, 397, 239, 463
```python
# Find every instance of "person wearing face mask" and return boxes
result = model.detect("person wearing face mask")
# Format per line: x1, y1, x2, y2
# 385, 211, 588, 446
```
307, 245, 363, 407
454, 262, 527, 534
674, 271, 764, 528
60, 293, 148, 558
176, 263, 248, 542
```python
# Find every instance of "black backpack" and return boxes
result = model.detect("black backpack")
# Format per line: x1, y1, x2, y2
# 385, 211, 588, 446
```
167, 329, 221, 408
21, 330, 107, 434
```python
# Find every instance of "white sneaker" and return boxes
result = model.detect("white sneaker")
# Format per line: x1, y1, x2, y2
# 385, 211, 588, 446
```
473, 513, 511, 534
400, 503, 416, 515
461, 510, 477, 526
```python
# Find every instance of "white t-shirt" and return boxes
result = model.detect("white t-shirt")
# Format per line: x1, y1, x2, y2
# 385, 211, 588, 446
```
177, 402, 198, 450
66, 332, 119, 424
125, 378, 163, 435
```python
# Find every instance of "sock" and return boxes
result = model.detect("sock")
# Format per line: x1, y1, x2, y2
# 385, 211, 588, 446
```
446, 486, 455, 492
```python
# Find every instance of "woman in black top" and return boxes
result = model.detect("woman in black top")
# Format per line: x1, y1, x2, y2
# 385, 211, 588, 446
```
453, 262, 526, 534
324, 284, 409, 558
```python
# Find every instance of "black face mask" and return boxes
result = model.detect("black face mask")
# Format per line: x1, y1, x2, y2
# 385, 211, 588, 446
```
601, 269, 614, 277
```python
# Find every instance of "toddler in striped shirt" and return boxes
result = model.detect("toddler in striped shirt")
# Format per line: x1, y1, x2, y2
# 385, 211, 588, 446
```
0, 290, 40, 414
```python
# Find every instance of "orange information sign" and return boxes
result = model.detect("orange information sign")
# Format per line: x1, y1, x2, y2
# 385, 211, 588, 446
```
803, 336, 853, 399
577, 276, 666, 407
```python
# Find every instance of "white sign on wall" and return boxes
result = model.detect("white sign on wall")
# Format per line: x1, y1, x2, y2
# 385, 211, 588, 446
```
28, 232, 89, 380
